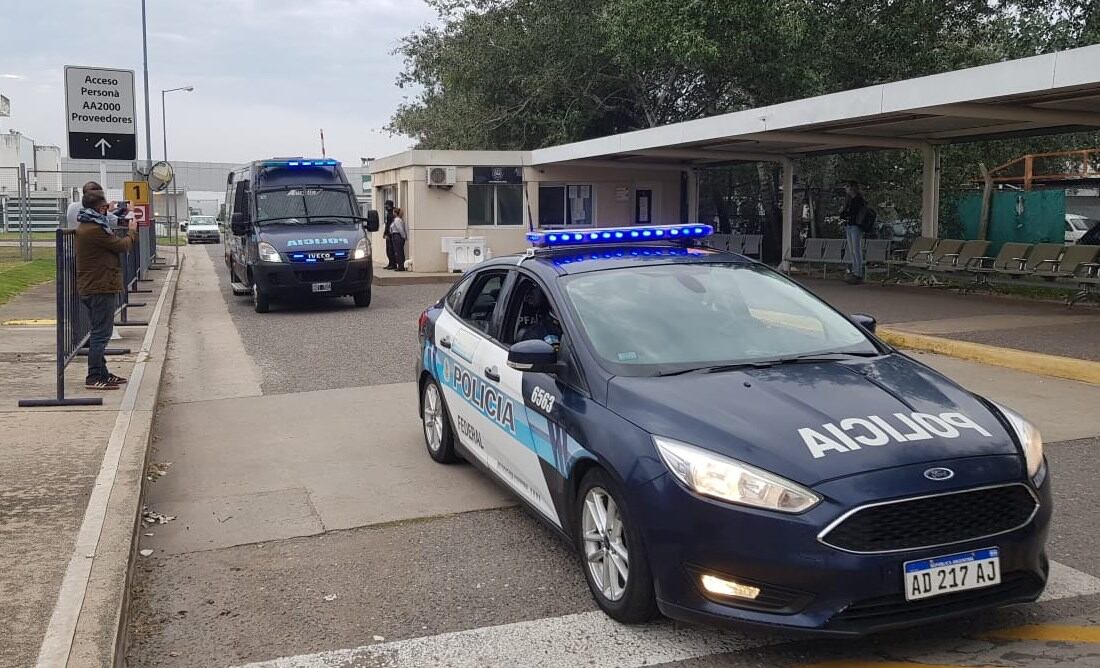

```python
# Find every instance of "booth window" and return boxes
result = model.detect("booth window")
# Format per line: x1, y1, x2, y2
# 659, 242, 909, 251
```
539, 185, 592, 227
469, 184, 523, 226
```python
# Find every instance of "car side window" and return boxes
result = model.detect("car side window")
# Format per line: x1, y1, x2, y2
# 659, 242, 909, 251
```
446, 274, 474, 312
458, 270, 507, 335
501, 276, 562, 348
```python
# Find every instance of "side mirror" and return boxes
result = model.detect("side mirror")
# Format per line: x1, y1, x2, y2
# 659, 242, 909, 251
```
507, 339, 559, 373
364, 209, 380, 233
230, 211, 249, 236
850, 313, 877, 334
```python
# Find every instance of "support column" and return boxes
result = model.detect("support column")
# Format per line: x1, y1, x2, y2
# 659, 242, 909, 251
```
780, 158, 795, 272
687, 169, 700, 223
921, 144, 941, 239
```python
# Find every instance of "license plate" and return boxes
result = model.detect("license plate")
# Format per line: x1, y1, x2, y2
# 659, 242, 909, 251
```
904, 547, 1000, 601
312, 282, 332, 293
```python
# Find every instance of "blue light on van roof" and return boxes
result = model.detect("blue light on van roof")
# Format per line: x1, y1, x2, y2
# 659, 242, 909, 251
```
526, 224, 713, 248
262, 158, 340, 168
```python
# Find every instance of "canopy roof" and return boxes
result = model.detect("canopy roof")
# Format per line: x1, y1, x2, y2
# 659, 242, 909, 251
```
530, 44, 1100, 166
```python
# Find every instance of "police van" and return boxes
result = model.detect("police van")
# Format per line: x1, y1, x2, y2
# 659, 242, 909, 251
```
224, 158, 380, 313
416, 224, 1050, 635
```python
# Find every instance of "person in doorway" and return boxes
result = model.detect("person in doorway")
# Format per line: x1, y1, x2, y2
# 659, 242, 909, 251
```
75, 191, 137, 390
382, 199, 398, 270
390, 207, 408, 271
840, 181, 866, 284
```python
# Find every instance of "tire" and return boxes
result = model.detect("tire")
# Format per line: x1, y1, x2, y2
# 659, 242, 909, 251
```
353, 286, 372, 308
252, 282, 270, 313
575, 468, 658, 624
421, 378, 458, 463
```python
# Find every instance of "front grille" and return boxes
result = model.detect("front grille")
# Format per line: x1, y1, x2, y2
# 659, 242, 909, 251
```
820, 484, 1038, 554
294, 268, 347, 283
828, 572, 1042, 630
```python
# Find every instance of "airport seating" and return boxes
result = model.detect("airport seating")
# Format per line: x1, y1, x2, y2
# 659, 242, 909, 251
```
996, 243, 1063, 279
741, 234, 763, 258
709, 234, 732, 251
729, 234, 746, 254
886, 237, 938, 281
929, 240, 990, 274
1073, 261, 1100, 305
1032, 244, 1100, 280
819, 239, 847, 276
787, 238, 825, 273
863, 239, 892, 276
966, 242, 1032, 286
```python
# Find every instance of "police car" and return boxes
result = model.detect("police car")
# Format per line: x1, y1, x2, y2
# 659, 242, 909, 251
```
415, 224, 1050, 635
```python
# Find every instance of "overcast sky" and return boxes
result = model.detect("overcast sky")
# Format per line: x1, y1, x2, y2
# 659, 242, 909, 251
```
0, 0, 437, 164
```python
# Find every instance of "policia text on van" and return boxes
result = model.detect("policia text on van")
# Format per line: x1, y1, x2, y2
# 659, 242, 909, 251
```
223, 158, 380, 313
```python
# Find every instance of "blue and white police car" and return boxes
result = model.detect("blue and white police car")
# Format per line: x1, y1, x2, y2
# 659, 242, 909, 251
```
415, 224, 1050, 635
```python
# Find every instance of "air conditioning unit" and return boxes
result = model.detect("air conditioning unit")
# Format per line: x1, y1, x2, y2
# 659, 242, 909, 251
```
426, 166, 457, 187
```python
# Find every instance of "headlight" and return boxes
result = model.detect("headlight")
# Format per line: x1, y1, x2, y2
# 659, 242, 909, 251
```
654, 436, 820, 513
353, 238, 369, 260
992, 402, 1044, 479
258, 241, 281, 263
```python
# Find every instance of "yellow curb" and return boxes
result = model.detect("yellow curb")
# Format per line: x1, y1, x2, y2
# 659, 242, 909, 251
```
878, 327, 1100, 385
2, 318, 56, 326
979, 624, 1100, 644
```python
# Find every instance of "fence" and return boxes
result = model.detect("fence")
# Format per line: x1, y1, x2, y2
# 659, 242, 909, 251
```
18, 227, 150, 407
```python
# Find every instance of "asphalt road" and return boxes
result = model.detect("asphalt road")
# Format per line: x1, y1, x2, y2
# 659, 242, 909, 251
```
126, 246, 1100, 668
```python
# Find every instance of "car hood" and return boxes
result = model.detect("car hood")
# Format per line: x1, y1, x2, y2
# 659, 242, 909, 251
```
188, 223, 218, 231
259, 222, 362, 252
607, 354, 1018, 487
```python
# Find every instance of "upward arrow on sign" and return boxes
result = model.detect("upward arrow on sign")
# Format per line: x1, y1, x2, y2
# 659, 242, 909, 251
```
94, 138, 112, 156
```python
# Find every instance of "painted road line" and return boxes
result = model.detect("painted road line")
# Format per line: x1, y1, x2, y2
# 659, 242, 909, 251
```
33, 268, 176, 668
878, 328, 1100, 385
234, 560, 1100, 668
980, 624, 1100, 644
1, 318, 56, 326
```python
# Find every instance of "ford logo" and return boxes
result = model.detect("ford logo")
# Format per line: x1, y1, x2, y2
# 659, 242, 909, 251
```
924, 467, 955, 481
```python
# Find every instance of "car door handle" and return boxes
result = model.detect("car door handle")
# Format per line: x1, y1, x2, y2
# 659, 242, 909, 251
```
484, 366, 500, 382
439, 336, 452, 349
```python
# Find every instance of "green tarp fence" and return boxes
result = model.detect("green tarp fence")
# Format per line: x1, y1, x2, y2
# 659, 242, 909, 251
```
956, 190, 1065, 255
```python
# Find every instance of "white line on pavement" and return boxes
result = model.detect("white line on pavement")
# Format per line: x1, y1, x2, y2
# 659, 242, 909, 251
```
232, 560, 1100, 668
34, 268, 177, 668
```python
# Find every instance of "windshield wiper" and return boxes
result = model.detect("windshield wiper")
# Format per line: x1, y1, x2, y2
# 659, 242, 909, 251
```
656, 351, 880, 377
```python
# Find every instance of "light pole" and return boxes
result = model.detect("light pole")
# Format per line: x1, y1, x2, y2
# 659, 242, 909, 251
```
162, 85, 193, 258
141, 0, 152, 176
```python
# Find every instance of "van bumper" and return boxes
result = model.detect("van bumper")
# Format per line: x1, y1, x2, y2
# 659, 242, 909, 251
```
253, 259, 372, 297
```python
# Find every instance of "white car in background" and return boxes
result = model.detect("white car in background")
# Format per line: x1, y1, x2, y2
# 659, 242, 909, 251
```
1065, 214, 1093, 244
186, 215, 221, 244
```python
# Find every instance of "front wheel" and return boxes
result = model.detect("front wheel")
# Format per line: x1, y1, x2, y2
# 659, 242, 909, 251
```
421, 378, 458, 463
575, 468, 658, 624
353, 286, 372, 308
252, 283, 270, 313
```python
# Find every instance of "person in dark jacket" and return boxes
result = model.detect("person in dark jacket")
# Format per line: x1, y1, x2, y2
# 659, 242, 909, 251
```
839, 182, 866, 284
382, 200, 397, 270
75, 192, 137, 389
390, 207, 408, 271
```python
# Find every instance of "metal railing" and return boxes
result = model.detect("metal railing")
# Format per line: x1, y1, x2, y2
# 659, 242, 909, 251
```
18, 227, 149, 407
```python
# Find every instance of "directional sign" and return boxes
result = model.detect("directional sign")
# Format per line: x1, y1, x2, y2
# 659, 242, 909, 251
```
132, 204, 152, 227
64, 65, 137, 160
125, 180, 150, 205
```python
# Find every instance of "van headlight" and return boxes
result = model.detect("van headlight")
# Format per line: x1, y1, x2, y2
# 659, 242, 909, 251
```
992, 402, 1044, 480
353, 238, 370, 260
258, 241, 281, 263
654, 436, 819, 513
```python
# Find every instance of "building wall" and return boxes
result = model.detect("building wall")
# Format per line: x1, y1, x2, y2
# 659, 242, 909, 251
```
372, 152, 685, 272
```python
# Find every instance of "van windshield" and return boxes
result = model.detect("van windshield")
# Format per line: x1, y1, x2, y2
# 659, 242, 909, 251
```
255, 187, 357, 225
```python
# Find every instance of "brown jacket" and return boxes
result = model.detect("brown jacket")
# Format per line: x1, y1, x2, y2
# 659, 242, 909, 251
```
75, 223, 137, 296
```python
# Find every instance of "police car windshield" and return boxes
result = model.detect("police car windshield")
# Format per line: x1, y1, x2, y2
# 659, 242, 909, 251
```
254, 187, 357, 225
562, 263, 877, 375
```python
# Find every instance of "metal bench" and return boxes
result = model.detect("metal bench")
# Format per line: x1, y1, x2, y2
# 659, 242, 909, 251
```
885, 237, 938, 282
997, 243, 1063, 280
1032, 244, 1100, 280
741, 234, 762, 259
819, 239, 847, 276
930, 240, 990, 274
788, 238, 825, 273
863, 239, 892, 276
966, 242, 1033, 287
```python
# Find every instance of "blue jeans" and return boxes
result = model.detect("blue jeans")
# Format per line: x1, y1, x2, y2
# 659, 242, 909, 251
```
845, 225, 864, 278
81, 293, 115, 381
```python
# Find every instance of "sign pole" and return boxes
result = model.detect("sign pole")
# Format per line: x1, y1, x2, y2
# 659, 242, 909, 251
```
99, 161, 107, 191
141, 0, 153, 175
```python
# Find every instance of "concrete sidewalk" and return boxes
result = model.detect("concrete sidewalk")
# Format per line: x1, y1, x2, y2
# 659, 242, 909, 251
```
799, 277, 1100, 377
0, 261, 178, 668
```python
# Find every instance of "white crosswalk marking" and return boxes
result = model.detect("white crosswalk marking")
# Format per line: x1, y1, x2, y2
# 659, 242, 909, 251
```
232, 561, 1100, 668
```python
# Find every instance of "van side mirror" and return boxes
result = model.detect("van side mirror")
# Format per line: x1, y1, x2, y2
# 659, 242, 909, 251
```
850, 313, 877, 333
230, 211, 250, 236
507, 339, 559, 373
364, 209, 380, 233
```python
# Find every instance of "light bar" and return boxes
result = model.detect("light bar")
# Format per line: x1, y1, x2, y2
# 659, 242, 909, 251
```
262, 159, 340, 168
526, 224, 713, 248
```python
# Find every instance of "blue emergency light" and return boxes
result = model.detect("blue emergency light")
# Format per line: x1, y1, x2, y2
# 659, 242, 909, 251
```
262, 159, 341, 168
526, 224, 713, 248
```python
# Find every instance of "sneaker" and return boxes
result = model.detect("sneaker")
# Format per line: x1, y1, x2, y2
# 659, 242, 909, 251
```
106, 373, 128, 385
85, 378, 120, 390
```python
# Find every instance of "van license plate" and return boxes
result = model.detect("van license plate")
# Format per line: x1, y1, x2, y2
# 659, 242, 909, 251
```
904, 547, 1000, 601
312, 282, 332, 293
